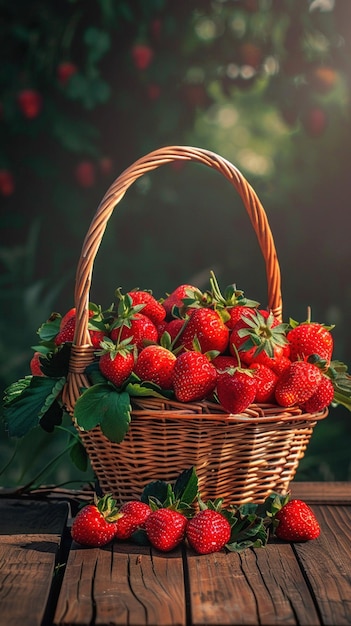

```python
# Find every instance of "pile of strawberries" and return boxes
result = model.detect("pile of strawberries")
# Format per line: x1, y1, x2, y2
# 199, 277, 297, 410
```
31, 271, 350, 416
70, 470, 321, 553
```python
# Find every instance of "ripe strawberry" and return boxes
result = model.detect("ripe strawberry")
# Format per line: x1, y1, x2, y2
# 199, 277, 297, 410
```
145, 508, 187, 552
269, 355, 292, 376
211, 354, 239, 371
275, 361, 322, 407
216, 367, 257, 413
110, 312, 158, 351
57, 61, 77, 85
74, 161, 96, 187
226, 304, 259, 330
131, 44, 154, 70
275, 499, 320, 542
287, 319, 334, 364
172, 351, 218, 402
180, 307, 229, 354
229, 309, 289, 368
54, 314, 106, 348
114, 500, 151, 540
134, 344, 176, 389
249, 362, 278, 403
157, 318, 185, 344
127, 290, 166, 325
17, 89, 42, 119
186, 509, 231, 554
162, 284, 202, 318
98, 339, 135, 387
0, 169, 14, 196
30, 352, 45, 377
300, 375, 334, 412
71, 494, 122, 547
59, 307, 77, 330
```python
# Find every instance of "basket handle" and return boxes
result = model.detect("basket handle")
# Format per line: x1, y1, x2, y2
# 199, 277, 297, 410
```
71, 145, 282, 352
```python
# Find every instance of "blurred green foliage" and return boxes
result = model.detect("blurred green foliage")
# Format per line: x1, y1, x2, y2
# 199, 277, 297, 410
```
1, 0, 351, 490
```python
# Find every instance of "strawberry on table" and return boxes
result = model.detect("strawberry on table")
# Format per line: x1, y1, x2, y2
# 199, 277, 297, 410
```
274, 499, 320, 542
71, 494, 122, 547
145, 508, 188, 552
172, 350, 218, 402
186, 508, 231, 554
115, 500, 151, 540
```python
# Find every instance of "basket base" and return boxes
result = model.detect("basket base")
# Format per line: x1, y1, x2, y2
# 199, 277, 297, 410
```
77, 405, 328, 506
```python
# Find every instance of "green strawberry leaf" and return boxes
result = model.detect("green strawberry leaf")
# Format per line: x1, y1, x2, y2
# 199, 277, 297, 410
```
224, 508, 269, 552
126, 379, 174, 399
141, 480, 169, 506
74, 383, 131, 443
37, 315, 62, 341
100, 391, 131, 443
3, 376, 66, 438
173, 467, 199, 505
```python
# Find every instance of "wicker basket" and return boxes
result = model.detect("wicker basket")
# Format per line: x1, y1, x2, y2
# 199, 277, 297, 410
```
62, 146, 327, 506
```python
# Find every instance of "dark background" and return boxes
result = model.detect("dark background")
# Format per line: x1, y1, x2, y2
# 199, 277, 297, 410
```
1, 0, 350, 489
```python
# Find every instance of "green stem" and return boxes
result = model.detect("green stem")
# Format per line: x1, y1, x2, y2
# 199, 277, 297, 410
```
15, 440, 77, 495
0, 440, 20, 477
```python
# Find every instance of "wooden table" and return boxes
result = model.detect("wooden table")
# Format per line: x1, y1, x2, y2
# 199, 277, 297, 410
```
1, 482, 351, 626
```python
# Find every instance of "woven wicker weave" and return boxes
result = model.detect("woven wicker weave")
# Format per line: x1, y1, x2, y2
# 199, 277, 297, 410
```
63, 146, 327, 505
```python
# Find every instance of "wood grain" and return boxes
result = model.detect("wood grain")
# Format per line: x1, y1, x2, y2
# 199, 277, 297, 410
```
0, 499, 68, 626
54, 542, 186, 626
186, 543, 320, 625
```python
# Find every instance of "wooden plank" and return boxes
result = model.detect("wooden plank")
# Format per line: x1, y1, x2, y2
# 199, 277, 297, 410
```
54, 542, 186, 626
0, 499, 69, 626
290, 482, 351, 504
186, 542, 320, 626
294, 504, 351, 625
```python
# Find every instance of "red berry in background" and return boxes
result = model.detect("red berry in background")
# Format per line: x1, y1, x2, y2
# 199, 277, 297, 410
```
302, 107, 328, 137
0, 169, 14, 196
57, 61, 78, 86
74, 161, 96, 187
131, 44, 154, 70
17, 89, 43, 119
146, 83, 161, 100
99, 157, 113, 176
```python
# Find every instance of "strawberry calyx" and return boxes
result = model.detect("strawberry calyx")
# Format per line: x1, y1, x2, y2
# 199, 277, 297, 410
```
95, 337, 135, 359
236, 310, 289, 359
289, 305, 335, 332
209, 270, 259, 311
94, 493, 124, 523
